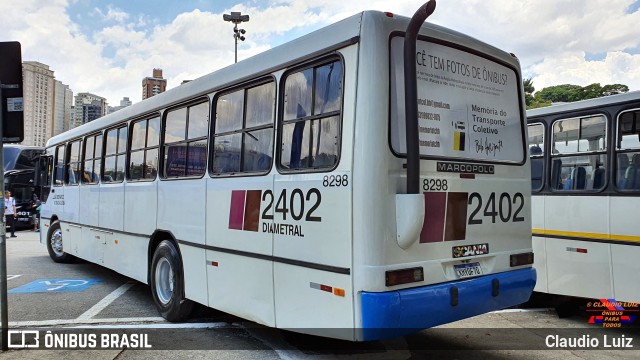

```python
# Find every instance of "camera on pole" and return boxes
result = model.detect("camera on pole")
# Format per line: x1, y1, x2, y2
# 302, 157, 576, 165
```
223, 12, 249, 63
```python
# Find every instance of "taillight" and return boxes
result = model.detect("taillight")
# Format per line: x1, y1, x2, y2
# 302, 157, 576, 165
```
510, 252, 534, 267
385, 267, 424, 287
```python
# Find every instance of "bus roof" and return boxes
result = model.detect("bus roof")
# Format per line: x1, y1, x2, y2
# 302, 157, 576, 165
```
527, 90, 640, 119
47, 9, 520, 147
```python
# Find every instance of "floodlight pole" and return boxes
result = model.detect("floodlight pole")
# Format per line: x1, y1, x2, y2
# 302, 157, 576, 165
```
234, 24, 239, 64
223, 12, 249, 63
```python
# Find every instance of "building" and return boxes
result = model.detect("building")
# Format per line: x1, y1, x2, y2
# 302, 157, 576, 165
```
74, 92, 107, 127
142, 68, 167, 100
21, 61, 55, 147
52, 80, 73, 137
108, 96, 132, 114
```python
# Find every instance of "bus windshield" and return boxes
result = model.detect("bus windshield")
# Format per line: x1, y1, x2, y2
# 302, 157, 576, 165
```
4, 146, 43, 171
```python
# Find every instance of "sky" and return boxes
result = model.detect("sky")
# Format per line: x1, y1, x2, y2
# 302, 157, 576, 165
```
2, 0, 639, 106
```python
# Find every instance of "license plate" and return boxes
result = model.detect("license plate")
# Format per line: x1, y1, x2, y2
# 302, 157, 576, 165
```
454, 262, 482, 278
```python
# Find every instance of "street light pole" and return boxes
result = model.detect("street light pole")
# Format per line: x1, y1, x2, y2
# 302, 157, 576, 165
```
234, 24, 239, 63
223, 12, 249, 63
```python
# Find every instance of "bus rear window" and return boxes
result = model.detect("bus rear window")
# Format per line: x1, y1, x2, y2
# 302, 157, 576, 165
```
389, 37, 524, 163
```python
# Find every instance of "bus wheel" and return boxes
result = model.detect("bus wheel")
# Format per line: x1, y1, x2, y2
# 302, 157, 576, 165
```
46, 221, 74, 263
150, 240, 193, 321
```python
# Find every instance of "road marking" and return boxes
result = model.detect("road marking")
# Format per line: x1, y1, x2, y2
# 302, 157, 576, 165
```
7, 275, 21, 281
76, 281, 135, 320
43, 279, 89, 291
71, 322, 232, 329
9, 317, 167, 328
9, 278, 101, 293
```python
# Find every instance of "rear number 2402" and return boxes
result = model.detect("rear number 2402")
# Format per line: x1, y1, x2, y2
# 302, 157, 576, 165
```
468, 192, 525, 224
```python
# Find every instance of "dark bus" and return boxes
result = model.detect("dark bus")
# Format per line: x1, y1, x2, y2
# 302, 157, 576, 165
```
3, 145, 45, 228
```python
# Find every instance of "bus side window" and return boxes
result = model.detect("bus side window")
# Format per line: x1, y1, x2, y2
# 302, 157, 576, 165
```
572, 167, 586, 190
617, 154, 630, 188
530, 157, 543, 190
551, 159, 562, 189
529, 144, 543, 191
103, 126, 127, 183
280, 60, 342, 171
212, 81, 275, 176
163, 101, 208, 178
625, 153, 640, 190
591, 166, 606, 189
54, 145, 65, 186
616, 109, 640, 190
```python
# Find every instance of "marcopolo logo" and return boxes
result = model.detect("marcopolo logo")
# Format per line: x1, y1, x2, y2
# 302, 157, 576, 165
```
436, 161, 495, 174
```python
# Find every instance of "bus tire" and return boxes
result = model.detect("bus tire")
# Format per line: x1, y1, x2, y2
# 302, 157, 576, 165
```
150, 240, 193, 322
46, 221, 74, 263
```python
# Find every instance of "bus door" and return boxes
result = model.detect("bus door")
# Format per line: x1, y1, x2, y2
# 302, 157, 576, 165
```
34, 149, 52, 243
34, 155, 50, 203
206, 81, 277, 327
63, 140, 83, 256
272, 57, 355, 334
206, 174, 275, 327
43, 145, 65, 239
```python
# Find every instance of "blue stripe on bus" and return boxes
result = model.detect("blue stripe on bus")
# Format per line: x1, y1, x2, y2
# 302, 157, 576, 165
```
360, 267, 536, 341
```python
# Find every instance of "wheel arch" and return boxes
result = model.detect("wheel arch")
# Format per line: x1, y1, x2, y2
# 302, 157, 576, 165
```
147, 229, 182, 285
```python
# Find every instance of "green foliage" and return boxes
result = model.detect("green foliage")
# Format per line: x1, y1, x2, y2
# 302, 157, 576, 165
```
602, 84, 629, 96
523, 78, 535, 95
535, 84, 583, 103
527, 98, 552, 110
522, 80, 629, 110
523, 78, 535, 107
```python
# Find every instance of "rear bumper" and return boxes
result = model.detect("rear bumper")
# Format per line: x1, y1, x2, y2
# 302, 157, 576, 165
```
360, 267, 536, 340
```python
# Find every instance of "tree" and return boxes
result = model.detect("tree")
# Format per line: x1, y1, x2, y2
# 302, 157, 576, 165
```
531, 83, 629, 108
523, 78, 535, 94
535, 84, 583, 103
527, 98, 552, 110
523, 78, 535, 106
601, 84, 629, 96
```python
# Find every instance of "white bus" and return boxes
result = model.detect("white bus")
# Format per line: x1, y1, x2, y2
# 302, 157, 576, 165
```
528, 91, 640, 303
38, 1, 535, 341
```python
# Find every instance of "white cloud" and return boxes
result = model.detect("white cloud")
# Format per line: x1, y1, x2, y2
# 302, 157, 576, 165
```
92, 5, 130, 23
530, 51, 640, 91
426, 0, 640, 91
103, 6, 130, 23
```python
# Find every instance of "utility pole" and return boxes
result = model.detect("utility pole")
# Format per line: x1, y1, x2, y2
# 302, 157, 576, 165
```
223, 12, 249, 63
0, 41, 24, 351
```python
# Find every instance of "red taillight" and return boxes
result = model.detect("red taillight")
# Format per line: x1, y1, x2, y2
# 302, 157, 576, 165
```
385, 12, 394, 17
510, 252, 534, 267
386, 267, 424, 287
